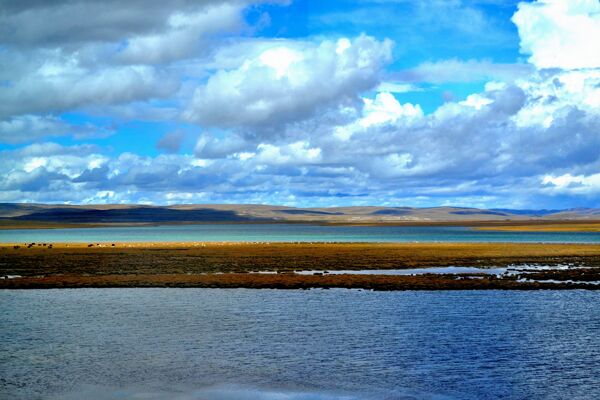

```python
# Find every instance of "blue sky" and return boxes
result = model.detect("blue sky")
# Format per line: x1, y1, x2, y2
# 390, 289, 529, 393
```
0, 0, 599, 208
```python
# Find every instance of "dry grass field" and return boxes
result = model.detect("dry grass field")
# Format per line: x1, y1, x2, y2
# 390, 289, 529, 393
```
475, 222, 600, 232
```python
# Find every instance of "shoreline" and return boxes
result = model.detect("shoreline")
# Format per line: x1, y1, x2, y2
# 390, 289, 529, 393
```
2, 242, 600, 290
1, 219, 600, 232
2, 240, 600, 247
474, 222, 600, 232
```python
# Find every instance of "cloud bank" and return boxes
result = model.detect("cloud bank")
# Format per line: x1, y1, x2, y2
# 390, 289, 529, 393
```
1, 0, 599, 208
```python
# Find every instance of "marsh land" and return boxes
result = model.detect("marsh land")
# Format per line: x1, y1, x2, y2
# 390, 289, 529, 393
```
2, 242, 600, 290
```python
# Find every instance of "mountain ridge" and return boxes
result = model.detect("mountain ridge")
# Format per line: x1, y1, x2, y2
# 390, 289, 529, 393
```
1, 203, 598, 224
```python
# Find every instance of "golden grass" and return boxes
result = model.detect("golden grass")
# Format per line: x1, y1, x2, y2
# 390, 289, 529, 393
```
2, 242, 600, 274
475, 222, 600, 232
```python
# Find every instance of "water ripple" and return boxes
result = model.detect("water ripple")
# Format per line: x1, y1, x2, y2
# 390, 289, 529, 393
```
1, 289, 599, 399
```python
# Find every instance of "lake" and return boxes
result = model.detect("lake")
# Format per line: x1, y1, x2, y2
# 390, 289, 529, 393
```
1, 224, 600, 243
1, 289, 599, 399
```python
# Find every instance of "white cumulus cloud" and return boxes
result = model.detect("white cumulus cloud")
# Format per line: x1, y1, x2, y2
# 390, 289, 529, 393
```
512, 0, 600, 69
184, 35, 393, 129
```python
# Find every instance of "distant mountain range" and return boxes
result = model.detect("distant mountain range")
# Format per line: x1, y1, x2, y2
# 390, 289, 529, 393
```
0, 203, 599, 225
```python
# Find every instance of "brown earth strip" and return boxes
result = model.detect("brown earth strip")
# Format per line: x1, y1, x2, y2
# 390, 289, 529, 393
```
1, 273, 598, 290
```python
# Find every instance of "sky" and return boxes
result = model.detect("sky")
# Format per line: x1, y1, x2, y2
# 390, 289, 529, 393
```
0, 0, 599, 209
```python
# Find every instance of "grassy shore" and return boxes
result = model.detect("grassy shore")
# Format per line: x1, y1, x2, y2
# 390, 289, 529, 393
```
475, 221, 600, 232
1, 242, 600, 290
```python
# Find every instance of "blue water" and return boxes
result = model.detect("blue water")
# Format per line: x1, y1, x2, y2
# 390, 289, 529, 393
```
1, 289, 599, 399
1, 224, 599, 243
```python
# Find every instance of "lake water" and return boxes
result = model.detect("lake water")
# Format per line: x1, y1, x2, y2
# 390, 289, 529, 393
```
1, 224, 600, 243
1, 289, 599, 400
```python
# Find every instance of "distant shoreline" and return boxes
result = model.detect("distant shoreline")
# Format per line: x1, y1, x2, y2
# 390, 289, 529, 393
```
1, 219, 599, 232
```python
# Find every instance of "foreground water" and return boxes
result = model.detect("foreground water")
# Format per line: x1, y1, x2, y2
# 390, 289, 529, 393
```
1, 289, 599, 399
2, 224, 600, 243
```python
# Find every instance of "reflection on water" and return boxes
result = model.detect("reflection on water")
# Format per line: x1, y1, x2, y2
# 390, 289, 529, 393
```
2, 289, 600, 399
56, 384, 378, 400
1, 224, 600, 243
281, 266, 509, 275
